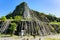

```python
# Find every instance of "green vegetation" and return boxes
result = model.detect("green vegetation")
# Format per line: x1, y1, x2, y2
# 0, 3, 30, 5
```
44, 38, 60, 40
14, 16, 23, 21
49, 22, 60, 33
0, 34, 10, 37
0, 16, 7, 21
10, 17, 13, 20
9, 23, 17, 36
50, 22, 60, 25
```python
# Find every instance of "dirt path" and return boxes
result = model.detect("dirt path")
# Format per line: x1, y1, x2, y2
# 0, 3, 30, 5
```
0, 34, 60, 40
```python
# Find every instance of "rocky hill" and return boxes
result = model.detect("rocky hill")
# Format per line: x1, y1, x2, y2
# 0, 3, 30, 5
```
6, 2, 60, 22
0, 2, 60, 36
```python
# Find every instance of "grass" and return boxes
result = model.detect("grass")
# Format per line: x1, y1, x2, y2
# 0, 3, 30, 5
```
0, 34, 34, 38
0, 34, 19, 37
49, 22, 60, 25
44, 38, 60, 40
0, 34, 10, 37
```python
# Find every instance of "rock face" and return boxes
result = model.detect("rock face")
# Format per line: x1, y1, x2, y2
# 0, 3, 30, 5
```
23, 2, 31, 19
0, 20, 11, 33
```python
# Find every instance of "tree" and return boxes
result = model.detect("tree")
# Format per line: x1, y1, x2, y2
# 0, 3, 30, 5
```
9, 23, 17, 36
1, 16, 7, 21
10, 17, 13, 20
14, 16, 22, 21
48, 13, 56, 17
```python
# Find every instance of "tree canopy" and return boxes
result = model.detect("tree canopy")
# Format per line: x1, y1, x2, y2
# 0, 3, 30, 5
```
9, 22, 17, 36
0, 16, 7, 21
14, 16, 23, 21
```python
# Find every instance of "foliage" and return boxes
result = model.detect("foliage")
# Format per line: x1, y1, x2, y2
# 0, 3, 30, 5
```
48, 13, 56, 17
14, 16, 23, 21
56, 18, 60, 22
9, 23, 17, 36
0, 16, 7, 21
50, 22, 60, 33
10, 17, 13, 19
50, 22, 60, 25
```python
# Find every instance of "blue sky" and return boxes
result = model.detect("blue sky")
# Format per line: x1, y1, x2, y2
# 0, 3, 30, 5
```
0, 0, 60, 17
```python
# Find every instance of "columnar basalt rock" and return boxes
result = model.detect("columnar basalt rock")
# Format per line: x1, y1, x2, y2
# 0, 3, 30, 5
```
0, 20, 11, 33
